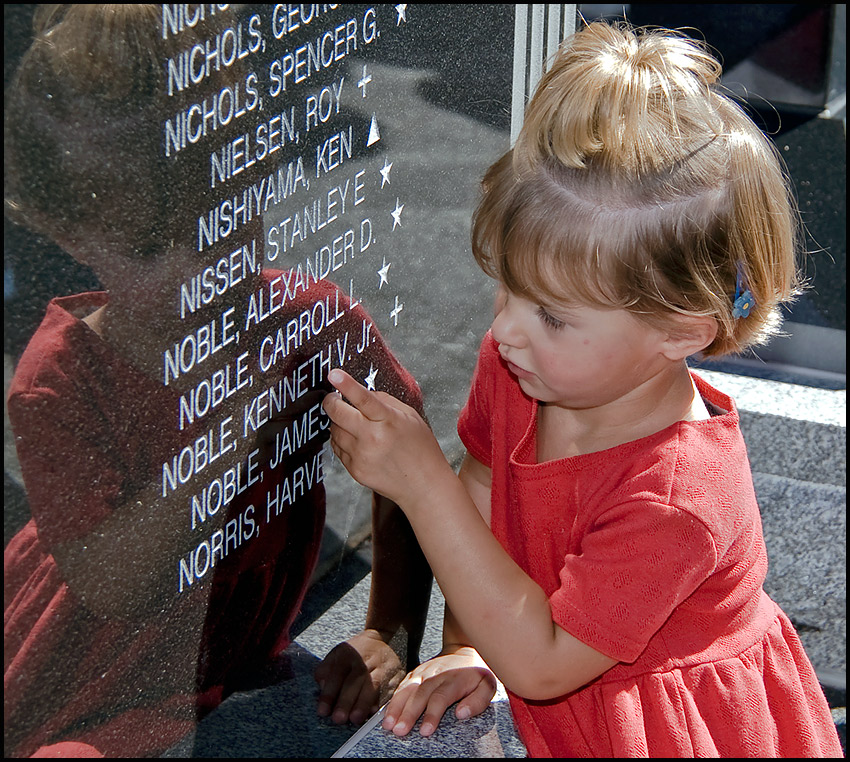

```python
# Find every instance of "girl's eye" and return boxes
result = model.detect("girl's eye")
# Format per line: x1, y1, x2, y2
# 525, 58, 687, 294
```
537, 306, 566, 330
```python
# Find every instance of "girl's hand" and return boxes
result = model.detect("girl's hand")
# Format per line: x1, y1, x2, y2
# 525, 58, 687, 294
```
322, 369, 451, 507
382, 647, 497, 737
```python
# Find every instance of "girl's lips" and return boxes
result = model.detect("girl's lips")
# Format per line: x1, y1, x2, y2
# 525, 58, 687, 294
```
505, 359, 535, 380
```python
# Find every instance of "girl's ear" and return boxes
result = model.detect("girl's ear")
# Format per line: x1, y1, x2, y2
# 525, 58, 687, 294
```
659, 314, 718, 361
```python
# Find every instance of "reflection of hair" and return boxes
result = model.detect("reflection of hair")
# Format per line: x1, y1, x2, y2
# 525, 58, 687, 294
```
472, 22, 800, 357
4, 5, 239, 257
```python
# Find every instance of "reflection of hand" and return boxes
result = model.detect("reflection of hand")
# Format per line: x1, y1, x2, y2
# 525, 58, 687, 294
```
382, 646, 497, 737
314, 629, 405, 725
255, 387, 329, 468
322, 369, 451, 507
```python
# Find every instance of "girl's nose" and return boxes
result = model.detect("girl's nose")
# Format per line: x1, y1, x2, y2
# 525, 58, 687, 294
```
490, 288, 525, 348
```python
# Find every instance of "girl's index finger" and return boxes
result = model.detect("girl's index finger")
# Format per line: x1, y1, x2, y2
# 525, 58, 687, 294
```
327, 369, 387, 422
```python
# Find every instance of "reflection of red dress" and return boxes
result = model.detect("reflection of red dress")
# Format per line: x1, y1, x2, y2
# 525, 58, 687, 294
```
458, 333, 841, 758
4, 272, 421, 758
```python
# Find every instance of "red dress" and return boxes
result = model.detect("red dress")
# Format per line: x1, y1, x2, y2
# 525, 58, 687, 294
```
458, 333, 841, 758
4, 272, 421, 758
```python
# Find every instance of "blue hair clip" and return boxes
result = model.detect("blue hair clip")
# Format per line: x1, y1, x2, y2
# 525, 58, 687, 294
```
732, 261, 755, 319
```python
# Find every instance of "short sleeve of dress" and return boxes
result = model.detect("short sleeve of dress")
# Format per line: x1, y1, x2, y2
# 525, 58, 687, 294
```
457, 334, 498, 468
548, 500, 718, 663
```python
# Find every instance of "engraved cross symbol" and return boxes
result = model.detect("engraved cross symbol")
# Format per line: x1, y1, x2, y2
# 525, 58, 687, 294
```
358, 65, 372, 98
390, 295, 404, 326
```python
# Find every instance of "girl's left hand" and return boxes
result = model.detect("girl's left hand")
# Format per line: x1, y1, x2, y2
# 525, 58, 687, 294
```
322, 369, 450, 506
382, 646, 497, 737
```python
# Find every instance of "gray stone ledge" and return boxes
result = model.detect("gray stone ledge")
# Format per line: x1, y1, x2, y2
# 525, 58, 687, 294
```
693, 368, 846, 427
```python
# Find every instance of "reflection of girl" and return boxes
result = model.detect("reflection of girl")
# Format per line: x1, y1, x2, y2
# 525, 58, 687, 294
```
4, 6, 430, 757
323, 22, 842, 758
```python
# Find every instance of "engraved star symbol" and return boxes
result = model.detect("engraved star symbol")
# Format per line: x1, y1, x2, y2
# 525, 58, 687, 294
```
377, 258, 391, 289
379, 158, 393, 187
364, 365, 378, 391
391, 198, 404, 229
395, 4, 408, 25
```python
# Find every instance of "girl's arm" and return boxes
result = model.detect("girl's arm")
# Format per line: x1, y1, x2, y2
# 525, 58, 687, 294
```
324, 370, 618, 701
380, 454, 497, 736
457, 451, 492, 526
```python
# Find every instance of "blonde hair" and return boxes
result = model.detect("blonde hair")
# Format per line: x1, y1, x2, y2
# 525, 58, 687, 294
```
473, 21, 801, 357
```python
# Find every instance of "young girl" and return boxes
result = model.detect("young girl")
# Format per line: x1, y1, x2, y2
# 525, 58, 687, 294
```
322, 21, 843, 758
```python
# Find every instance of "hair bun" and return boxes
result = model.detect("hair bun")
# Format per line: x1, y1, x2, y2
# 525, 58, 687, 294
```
515, 22, 724, 175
